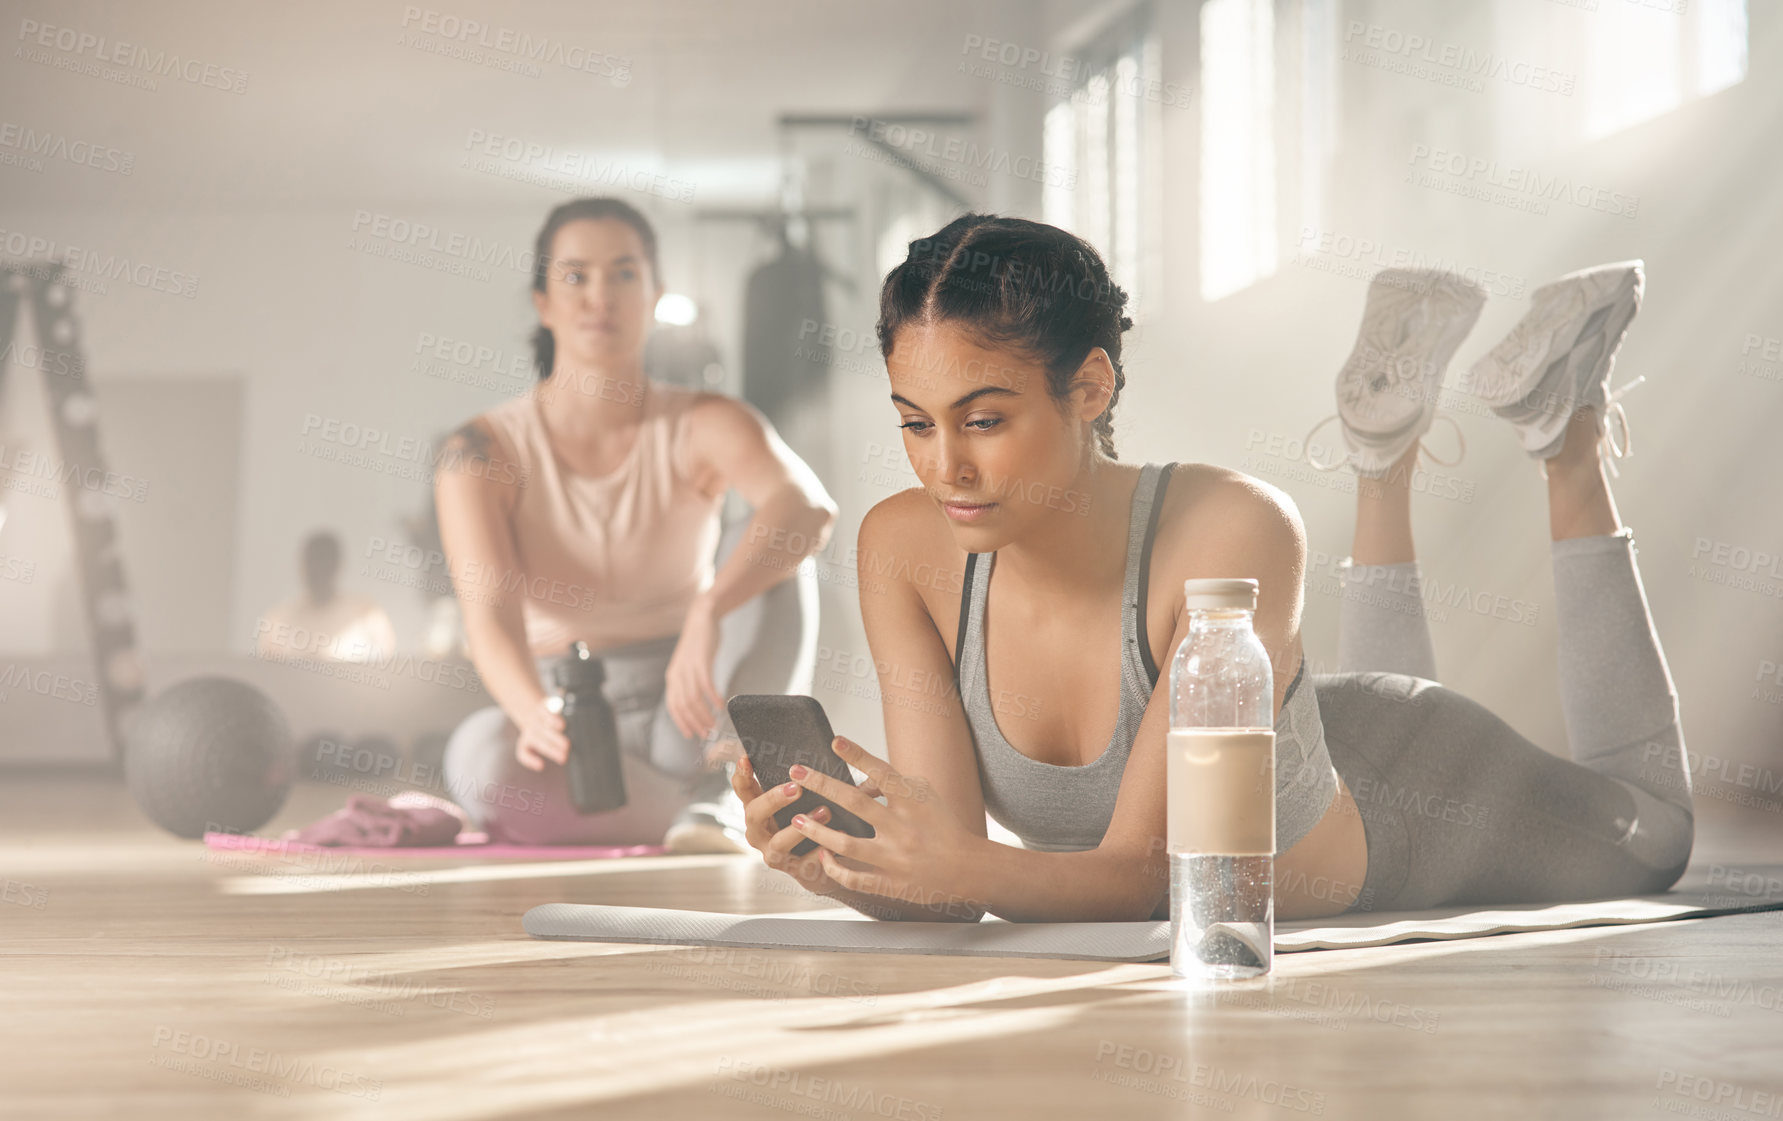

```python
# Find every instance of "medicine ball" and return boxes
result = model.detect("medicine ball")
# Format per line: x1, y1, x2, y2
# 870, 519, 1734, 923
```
124, 676, 294, 838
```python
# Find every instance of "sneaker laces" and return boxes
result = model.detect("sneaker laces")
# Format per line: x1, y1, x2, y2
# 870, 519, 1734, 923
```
1599, 374, 1646, 479
1300, 412, 1466, 474
1303, 413, 1347, 472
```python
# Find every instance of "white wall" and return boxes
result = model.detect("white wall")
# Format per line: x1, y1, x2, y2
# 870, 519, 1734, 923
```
4, 0, 1778, 810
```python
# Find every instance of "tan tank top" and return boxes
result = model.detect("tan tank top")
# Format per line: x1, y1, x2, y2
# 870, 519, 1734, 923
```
478, 379, 723, 657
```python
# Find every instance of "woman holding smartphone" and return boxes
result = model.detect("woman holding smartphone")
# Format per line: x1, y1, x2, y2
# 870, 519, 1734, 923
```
732, 213, 1693, 922
436, 196, 836, 850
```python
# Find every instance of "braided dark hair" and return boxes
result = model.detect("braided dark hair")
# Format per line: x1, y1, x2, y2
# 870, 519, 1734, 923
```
875, 213, 1133, 459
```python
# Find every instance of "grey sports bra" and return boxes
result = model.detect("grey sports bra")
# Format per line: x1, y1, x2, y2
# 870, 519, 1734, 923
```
952, 461, 1335, 856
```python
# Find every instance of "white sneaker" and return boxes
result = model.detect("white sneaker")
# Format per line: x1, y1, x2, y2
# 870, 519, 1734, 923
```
663, 801, 750, 854
1464, 261, 1645, 472
663, 761, 750, 854
1304, 268, 1487, 478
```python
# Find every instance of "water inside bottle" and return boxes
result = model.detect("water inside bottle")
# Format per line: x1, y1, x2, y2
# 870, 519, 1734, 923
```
1170, 852, 1273, 981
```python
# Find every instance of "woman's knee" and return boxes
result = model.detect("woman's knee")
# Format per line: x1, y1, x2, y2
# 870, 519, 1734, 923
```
442, 706, 521, 827
717, 559, 820, 696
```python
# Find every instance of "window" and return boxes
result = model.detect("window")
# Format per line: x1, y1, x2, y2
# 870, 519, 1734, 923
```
1584, 0, 1748, 141
1039, 9, 1159, 316
1199, 0, 1276, 302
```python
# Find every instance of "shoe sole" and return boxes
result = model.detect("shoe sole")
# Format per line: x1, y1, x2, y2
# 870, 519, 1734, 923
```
663, 821, 749, 854
1467, 262, 1643, 430
1335, 269, 1486, 474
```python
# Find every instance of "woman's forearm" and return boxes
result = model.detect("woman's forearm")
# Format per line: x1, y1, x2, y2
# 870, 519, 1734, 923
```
821, 879, 986, 922
461, 610, 547, 721
698, 484, 835, 620
956, 837, 1164, 923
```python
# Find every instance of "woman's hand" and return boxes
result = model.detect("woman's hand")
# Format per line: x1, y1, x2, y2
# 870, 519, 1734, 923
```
665, 599, 727, 740
513, 695, 571, 772
730, 754, 859, 898
787, 735, 984, 916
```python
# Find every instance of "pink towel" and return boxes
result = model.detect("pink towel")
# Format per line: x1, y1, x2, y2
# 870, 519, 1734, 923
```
283, 792, 467, 847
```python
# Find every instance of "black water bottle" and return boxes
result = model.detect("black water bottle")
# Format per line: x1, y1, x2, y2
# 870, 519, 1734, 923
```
549, 641, 627, 814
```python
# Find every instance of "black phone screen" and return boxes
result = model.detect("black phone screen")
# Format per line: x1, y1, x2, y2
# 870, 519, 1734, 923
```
727, 694, 876, 856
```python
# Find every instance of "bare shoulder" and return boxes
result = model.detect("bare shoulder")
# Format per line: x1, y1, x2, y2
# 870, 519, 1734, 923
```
434, 411, 523, 514
1152, 461, 1307, 578
676, 390, 765, 495
857, 487, 966, 629
679, 388, 758, 427
437, 413, 508, 478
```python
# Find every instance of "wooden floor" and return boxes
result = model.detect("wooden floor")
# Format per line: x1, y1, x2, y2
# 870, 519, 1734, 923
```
5, 775, 1783, 1120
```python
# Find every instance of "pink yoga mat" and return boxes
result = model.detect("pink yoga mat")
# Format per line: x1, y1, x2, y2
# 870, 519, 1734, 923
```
202, 831, 667, 859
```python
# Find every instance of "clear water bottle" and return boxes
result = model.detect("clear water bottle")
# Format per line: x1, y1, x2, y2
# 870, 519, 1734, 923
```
1167, 578, 1274, 981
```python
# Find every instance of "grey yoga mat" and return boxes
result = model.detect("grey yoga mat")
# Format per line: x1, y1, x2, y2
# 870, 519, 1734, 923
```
522, 864, 1783, 962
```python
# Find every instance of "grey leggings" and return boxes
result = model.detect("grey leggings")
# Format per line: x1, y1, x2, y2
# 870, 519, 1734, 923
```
442, 514, 819, 844
1317, 525, 1695, 913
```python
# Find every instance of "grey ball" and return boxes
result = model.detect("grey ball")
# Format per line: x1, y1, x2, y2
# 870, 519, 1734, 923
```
124, 677, 294, 838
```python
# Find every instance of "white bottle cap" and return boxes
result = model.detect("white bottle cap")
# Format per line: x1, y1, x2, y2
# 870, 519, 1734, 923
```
1182, 577, 1259, 611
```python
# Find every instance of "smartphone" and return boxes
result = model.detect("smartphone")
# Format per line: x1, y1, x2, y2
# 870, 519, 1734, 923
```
727, 694, 876, 857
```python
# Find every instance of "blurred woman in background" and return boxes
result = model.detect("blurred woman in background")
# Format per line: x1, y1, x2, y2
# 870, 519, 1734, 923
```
436, 196, 834, 850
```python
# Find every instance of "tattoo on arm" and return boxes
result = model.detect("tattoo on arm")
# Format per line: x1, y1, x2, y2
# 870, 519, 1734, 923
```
442, 421, 492, 472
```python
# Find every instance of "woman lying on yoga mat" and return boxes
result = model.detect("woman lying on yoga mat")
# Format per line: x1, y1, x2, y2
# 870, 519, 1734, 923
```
435, 196, 836, 850
733, 213, 1693, 922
